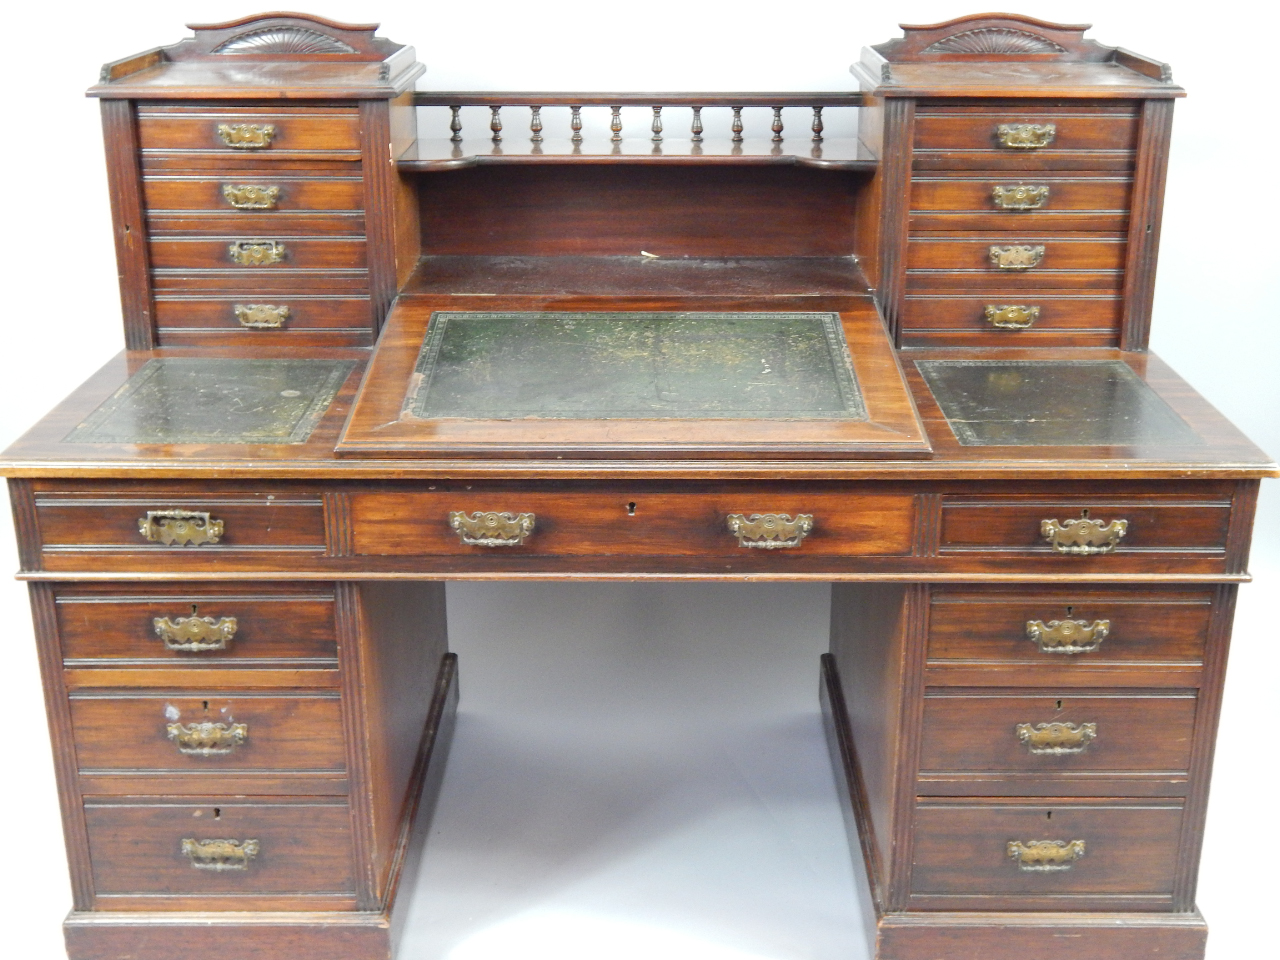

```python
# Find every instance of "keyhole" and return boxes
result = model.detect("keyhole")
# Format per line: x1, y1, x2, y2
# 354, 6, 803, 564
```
1056, 699, 1063, 710
191, 603, 199, 616
202, 700, 209, 711
1065, 606, 1073, 617
213, 808, 221, 820
1081, 508, 1090, 518
1046, 810, 1053, 820
626, 502, 636, 516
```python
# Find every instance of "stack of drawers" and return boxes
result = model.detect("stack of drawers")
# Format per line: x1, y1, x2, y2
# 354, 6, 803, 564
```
902, 100, 1139, 347
138, 103, 374, 347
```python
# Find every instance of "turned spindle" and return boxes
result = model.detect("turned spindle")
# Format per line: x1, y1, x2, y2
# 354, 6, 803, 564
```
489, 105, 502, 144
610, 105, 622, 143
570, 105, 583, 143
530, 105, 543, 143
771, 106, 784, 142
449, 105, 462, 143
651, 106, 663, 142
731, 106, 743, 143
691, 106, 703, 143
811, 106, 824, 142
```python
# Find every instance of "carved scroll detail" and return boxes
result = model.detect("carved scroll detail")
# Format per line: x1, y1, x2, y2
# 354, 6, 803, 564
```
222, 184, 280, 209
1016, 721, 1097, 755
992, 185, 1049, 210
989, 245, 1044, 270
449, 511, 536, 547
216, 123, 276, 149
167, 721, 248, 756
1007, 839, 1085, 871
234, 304, 290, 329
154, 615, 238, 652
181, 838, 260, 870
996, 123, 1056, 149
1041, 517, 1129, 555
1026, 619, 1109, 654
924, 28, 1067, 55
726, 513, 814, 549
138, 510, 224, 547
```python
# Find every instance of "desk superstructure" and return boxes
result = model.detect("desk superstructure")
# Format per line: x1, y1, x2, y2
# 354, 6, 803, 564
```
3, 12, 1275, 960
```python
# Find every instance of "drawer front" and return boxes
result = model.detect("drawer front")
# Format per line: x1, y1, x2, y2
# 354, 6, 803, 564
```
70, 693, 345, 773
906, 270, 1123, 294
137, 105, 361, 157
910, 176, 1131, 233
84, 799, 355, 897
900, 295, 1121, 347
154, 296, 372, 332
56, 584, 338, 664
149, 237, 367, 271
143, 175, 365, 213
148, 212, 366, 237
910, 799, 1182, 903
150, 270, 369, 295
913, 105, 1139, 153
906, 237, 1126, 272
348, 490, 915, 559
918, 692, 1197, 776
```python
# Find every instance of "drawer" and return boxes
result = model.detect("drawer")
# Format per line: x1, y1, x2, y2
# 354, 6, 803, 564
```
149, 237, 367, 271
906, 237, 1126, 272
136, 105, 362, 157
154, 296, 372, 333
143, 174, 365, 213
56, 583, 338, 664
347, 488, 916, 559
70, 693, 345, 773
910, 798, 1183, 906
84, 798, 355, 899
900, 295, 1121, 338
913, 104, 1139, 156
918, 691, 1197, 777
909, 175, 1131, 232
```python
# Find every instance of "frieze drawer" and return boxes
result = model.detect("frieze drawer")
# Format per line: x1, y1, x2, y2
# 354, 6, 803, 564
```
136, 105, 362, 158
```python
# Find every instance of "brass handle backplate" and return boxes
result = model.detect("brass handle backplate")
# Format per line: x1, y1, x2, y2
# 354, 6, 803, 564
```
138, 509, 224, 547
167, 721, 248, 756
217, 123, 276, 149
992, 185, 1049, 210
449, 511, 536, 546
1007, 839, 1085, 871
223, 184, 280, 209
1016, 721, 1097, 755
726, 513, 814, 549
229, 239, 286, 266
181, 837, 260, 870
1026, 619, 1109, 654
985, 305, 1039, 329
996, 123, 1056, 149
154, 615, 238, 652
1041, 517, 1128, 555
234, 304, 290, 329
989, 244, 1044, 270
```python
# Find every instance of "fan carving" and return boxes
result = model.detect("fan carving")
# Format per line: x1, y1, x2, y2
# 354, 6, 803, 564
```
214, 27, 357, 55
923, 28, 1066, 55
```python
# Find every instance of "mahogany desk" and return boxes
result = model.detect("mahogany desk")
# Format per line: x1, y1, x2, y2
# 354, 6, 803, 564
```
3, 12, 1275, 960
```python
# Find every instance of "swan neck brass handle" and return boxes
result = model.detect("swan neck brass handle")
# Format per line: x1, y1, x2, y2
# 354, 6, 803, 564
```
1041, 517, 1128, 555
985, 304, 1039, 329
992, 185, 1049, 210
217, 123, 276, 149
223, 184, 280, 209
726, 513, 814, 549
1007, 839, 1085, 871
167, 721, 248, 756
138, 509, 224, 547
1016, 721, 1096, 754
1026, 619, 1109, 654
996, 123, 1056, 149
449, 511, 535, 546
228, 239, 286, 266
181, 838, 260, 870
989, 244, 1044, 270
154, 615, 238, 652
234, 304, 290, 329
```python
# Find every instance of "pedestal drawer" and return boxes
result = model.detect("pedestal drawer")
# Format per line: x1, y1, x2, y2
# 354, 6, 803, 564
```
913, 106, 1139, 153
137, 105, 362, 157
143, 174, 365, 213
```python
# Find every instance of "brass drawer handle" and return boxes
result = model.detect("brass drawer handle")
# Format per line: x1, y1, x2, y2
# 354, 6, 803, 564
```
223, 184, 280, 209
1007, 839, 1085, 872
229, 239, 286, 266
726, 513, 814, 549
167, 721, 248, 756
1016, 721, 1097, 755
154, 614, 238, 652
138, 509, 224, 547
996, 123, 1056, 149
992, 185, 1049, 210
449, 511, 536, 546
217, 123, 276, 149
1041, 516, 1128, 555
181, 837, 259, 870
989, 244, 1044, 270
985, 304, 1039, 329
234, 304, 290, 329
1026, 619, 1109, 654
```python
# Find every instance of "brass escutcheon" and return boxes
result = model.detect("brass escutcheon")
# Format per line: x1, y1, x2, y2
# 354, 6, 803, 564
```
1007, 838, 1085, 871
985, 304, 1039, 329
138, 509, 224, 547
167, 721, 248, 756
154, 614, 238, 652
992, 184, 1050, 210
449, 511, 536, 546
726, 513, 814, 549
1041, 517, 1129, 555
222, 184, 280, 209
1015, 721, 1097, 755
989, 244, 1045, 270
228, 239, 286, 266
1026, 619, 1109, 654
181, 837, 260, 870
995, 123, 1056, 149
216, 123, 276, 149
234, 304, 290, 329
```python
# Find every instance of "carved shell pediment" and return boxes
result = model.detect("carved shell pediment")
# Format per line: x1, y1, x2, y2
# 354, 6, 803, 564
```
923, 28, 1065, 56
214, 27, 357, 55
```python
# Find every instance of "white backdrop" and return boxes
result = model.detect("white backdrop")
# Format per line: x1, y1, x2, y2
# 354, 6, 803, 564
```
0, 3, 1276, 959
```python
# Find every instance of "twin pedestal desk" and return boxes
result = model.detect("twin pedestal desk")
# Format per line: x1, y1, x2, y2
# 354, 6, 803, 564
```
5, 12, 1274, 960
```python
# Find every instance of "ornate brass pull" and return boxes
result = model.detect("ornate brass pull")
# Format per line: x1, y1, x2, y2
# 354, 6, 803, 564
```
449, 511, 536, 546
181, 838, 260, 870
985, 305, 1039, 329
1026, 619, 1109, 654
228, 239, 286, 266
154, 615, 238, 652
216, 123, 276, 149
989, 244, 1044, 270
726, 513, 814, 549
1007, 839, 1085, 871
222, 184, 280, 209
167, 721, 248, 756
992, 185, 1049, 210
234, 304, 290, 329
138, 509, 224, 547
1041, 516, 1129, 555
996, 123, 1056, 149
1016, 721, 1097, 755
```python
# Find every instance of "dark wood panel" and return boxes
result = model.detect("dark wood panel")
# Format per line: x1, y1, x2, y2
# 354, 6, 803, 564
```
148, 212, 366, 236
153, 296, 373, 330
143, 176, 365, 212
913, 111, 1138, 152
149, 237, 367, 270
101, 100, 156, 350
906, 270, 1124, 294
907, 238, 1126, 271
137, 107, 361, 154
912, 176, 1131, 215
901, 295, 1122, 332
